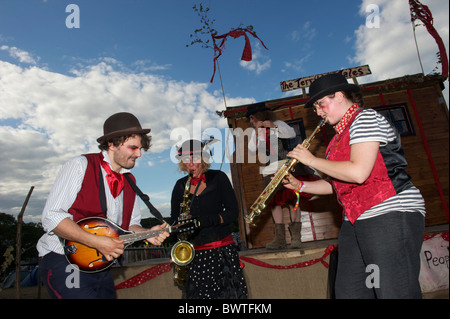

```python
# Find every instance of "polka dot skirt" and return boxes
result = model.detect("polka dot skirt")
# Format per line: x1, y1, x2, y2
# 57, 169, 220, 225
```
184, 244, 248, 299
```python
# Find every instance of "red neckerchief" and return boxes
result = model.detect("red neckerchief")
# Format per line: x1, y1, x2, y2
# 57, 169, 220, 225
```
333, 104, 359, 134
100, 154, 124, 198
191, 173, 206, 186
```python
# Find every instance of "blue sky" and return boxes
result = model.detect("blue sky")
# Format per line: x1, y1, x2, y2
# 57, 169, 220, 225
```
0, 0, 448, 222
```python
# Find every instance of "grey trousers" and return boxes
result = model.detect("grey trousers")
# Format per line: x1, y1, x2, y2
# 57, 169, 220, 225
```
335, 211, 424, 299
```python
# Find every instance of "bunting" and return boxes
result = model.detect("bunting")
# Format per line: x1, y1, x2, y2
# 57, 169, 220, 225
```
409, 0, 448, 78
210, 28, 268, 83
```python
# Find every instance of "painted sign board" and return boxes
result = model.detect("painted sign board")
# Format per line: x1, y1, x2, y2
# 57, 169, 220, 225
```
280, 65, 372, 92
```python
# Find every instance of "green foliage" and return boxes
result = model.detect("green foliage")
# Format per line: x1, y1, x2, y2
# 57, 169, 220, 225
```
187, 3, 217, 49
187, 3, 255, 50
428, 51, 444, 75
0, 212, 44, 278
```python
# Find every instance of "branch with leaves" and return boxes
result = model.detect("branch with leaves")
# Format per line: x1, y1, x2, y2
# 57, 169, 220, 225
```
187, 4, 216, 49
187, 3, 268, 83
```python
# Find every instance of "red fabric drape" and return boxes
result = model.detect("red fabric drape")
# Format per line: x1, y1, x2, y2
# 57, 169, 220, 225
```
409, 0, 448, 78
114, 245, 336, 290
210, 28, 268, 82
115, 263, 171, 290
240, 245, 335, 269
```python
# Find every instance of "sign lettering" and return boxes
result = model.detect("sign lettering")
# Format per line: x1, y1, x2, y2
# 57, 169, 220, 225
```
280, 65, 372, 92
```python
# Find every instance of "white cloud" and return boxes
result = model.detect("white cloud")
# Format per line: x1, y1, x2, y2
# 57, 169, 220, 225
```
131, 59, 172, 72
289, 21, 317, 43
351, 0, 449, 103
283, 21, 317, 74
290, 30, 300, 42
302, 21, 317, 42
240, 42, 271, 75
282, 53, 313, 74
0, 45, 38, 65
0, 54, 253, 220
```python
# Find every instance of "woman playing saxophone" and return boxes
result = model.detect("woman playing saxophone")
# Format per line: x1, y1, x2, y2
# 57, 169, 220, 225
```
170, 139, 248, 299
282, 73, 425, 299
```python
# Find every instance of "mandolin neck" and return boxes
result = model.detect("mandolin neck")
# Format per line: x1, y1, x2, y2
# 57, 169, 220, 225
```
119, 226, 171, 245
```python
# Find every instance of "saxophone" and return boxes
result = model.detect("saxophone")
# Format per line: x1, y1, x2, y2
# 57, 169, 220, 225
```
245, 119, 326, 226
171, 174, 195, 287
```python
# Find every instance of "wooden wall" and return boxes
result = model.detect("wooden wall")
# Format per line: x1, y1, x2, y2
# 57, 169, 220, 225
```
361, 77, 449, 226
224, 74, 449, 249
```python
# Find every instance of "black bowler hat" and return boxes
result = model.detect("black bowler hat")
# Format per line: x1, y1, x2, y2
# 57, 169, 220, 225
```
245, 102, 268, 118
176, 139, 211, 159
97, 112, 151, 143
305, 73, 360, 108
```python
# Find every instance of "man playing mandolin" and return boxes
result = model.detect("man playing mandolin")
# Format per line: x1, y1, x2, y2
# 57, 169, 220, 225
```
37, 112, 169, 299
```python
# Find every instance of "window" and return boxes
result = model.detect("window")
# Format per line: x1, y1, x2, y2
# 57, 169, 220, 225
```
373, 103, 415, 137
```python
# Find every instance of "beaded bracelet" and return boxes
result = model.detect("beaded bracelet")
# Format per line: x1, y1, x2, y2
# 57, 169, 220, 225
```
296, 180, 305, 193
293, 180, 305, 211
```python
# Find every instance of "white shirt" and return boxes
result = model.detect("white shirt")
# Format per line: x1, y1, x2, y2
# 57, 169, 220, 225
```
36, 151, 142, 256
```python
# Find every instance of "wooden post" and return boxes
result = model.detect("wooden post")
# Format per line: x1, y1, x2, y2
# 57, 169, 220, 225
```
15, 186, 34, 299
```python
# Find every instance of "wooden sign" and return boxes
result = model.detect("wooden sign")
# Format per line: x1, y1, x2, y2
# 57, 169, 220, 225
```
280, 65, 372, 92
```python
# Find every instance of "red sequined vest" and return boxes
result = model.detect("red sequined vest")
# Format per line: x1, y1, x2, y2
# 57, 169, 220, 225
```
326, 111, 397, 224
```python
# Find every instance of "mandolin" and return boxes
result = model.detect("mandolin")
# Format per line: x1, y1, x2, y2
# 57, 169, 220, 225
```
63, 216, 197, 273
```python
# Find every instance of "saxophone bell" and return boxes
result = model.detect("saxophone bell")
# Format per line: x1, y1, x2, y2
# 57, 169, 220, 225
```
171, 240, 195, 266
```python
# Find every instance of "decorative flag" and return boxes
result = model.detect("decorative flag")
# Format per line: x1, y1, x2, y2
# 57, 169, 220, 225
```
409, 0, 448, 78
210, 28, 268, 83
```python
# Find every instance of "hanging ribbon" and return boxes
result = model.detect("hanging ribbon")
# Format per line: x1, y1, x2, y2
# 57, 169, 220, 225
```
423, 231, 448, 241
239, 245, 336, 270
409, 0, 449, 78
210, 28, 268, 83
115, 262, 171, 290
113, 245, 336, 290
